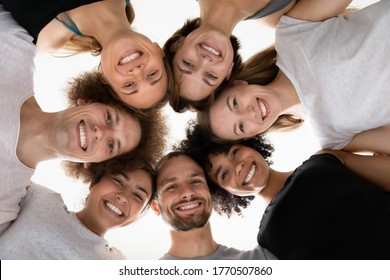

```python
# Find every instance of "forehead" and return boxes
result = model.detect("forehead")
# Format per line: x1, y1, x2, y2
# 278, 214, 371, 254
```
157, 155, 204, 181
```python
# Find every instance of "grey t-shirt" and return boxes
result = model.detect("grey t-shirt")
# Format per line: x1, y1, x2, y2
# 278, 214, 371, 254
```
160, 244, 277, 260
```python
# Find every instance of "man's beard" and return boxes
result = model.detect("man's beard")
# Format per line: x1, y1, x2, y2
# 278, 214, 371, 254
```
160, 198, 212, 231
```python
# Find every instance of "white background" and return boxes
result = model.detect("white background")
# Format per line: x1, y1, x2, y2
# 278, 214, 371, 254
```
32, 0, 375, 259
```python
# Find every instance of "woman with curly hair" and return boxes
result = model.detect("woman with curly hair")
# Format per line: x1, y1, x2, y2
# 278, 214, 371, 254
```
2, 0, 169, 111
177, 121, 390, 259
163, 0, 296, 113
0, 155, 157, 259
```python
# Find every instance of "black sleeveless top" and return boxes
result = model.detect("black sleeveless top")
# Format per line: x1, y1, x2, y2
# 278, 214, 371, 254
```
1, 0, 101, 43
258, 154, 390, 259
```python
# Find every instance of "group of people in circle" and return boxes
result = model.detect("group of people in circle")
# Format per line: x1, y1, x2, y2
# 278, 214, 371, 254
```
1, 0, 390, 259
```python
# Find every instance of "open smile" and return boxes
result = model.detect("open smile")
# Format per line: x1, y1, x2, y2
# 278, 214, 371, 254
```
243, 163, 256, 185
105, 200, 124, 217
78, 120, 88, 151
118, 50, 142, 65
199, 43, 222, 57
256, 98, 269, 121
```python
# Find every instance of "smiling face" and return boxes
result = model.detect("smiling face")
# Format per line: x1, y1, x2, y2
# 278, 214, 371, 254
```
208, 145, 270, 197
172, 27, 234, 102
153, 155, 212, 231
209, 82, 280, 140
100, 32, 168, 109
57, 101, 141, 163
78, 169, 152, 236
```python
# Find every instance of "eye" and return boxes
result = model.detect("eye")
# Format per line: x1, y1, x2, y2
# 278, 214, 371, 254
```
165, 184, 177, 191
221, 170, 229, 182
206, 72, 218, 80
108, 140, 114, 153
105, 111, 113, 126
183, 60, 193, 67
112, 177, 123, 187
133, 192, 144, 202
239, 121, 245, 133
147, 70, 158, 78
191, 179, 202, 185
231, 148, 239, 159
124, 81, 135, 88
233, 98, 239, 110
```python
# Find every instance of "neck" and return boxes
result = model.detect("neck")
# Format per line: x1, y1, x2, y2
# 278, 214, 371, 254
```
268, 70, 302, 116
198, 0, 248, 35
66, 0, 132, 45
259, 169, 293, 206
76, 210, 106, 237
17, 97, 59, 168
168, 222, 218, 258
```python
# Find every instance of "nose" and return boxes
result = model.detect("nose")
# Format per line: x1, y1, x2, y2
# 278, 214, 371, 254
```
235, 161, 245, 176
200, 53, 213, 63
94, 125, 103, 141
115, 192, 128, 205
244, 105, 256, 119
179, 183, 195, 199
128, 64, 144, 75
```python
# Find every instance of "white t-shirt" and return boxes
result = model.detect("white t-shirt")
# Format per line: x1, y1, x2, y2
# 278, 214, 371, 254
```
0, 4, 35, 235
275, 0, 390, 149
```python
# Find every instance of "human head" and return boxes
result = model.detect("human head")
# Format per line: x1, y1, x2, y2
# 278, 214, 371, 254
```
66, 154, 157, 236
64, 3, 169, 111
66, 70, 169, 166
197, 45, 302, 141
174, 120, 274, 217
163, 18, 243, 113
152, 152, 212, 231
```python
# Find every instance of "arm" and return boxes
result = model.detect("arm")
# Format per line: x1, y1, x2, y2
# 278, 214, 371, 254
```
316, 150, 390, 192
344, 125, 390, 156
286, 0, 353, 22
36, 19, 72, 54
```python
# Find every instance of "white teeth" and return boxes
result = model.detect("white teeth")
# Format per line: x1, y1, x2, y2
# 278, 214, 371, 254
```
106, 201, 123, 216
244, 164, 256, 184
201, 44, 220, 56
178, 203, 199, 211
79, 122, 87, 150
258, 100, 267, 119
120, 52, 141, 65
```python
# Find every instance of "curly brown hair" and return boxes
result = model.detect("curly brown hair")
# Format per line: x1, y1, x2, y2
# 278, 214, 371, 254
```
173, 120, 274, 217
63, 70, 169, 173
163, 18, 243, 113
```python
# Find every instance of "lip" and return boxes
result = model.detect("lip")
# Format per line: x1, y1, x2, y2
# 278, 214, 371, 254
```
199, 42, 222, 58
256, 98, 269, 121
118, 49, 143, 66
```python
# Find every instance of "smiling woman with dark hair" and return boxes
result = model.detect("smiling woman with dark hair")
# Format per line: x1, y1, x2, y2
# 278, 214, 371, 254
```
176, 120, 390, 259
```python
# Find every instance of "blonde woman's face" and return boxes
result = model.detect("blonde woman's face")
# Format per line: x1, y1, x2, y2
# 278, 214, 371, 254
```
209, 83, 279, 140
100, 32, 168, 110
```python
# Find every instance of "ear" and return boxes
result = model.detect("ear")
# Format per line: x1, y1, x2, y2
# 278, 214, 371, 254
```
233, 79, 248, 86
170, 36, 185, 52
77, 99, 87, 106
150, 200, 161, 216
225, 62, 234, 80
154, 42, 165, 57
